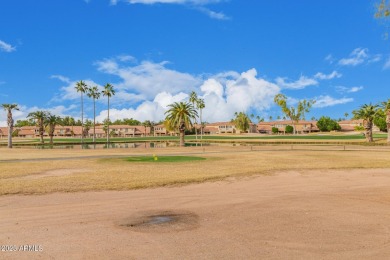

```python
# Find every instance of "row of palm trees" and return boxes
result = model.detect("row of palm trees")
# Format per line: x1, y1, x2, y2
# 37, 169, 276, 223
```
2, 95, 388, 148
75, 81, 115, 144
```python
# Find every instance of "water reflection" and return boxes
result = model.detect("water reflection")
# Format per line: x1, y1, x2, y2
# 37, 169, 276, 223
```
31, 142, 212, 149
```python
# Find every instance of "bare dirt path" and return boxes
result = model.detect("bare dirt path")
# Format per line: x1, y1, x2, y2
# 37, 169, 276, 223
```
1, 168, 390, 259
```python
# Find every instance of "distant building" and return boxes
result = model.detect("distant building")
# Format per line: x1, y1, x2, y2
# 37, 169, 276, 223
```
257, 120, 319, 134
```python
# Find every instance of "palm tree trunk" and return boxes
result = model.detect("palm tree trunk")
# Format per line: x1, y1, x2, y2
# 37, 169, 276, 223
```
386, 111, 390, 143
50, 134, 53, 145
81, 93, 84, 144
200, 108, 203, 141
180, 130, 185, 146
107, 97, 110, 144
7, 110, 13, 148
8, 125, 12, 149
364, 120, 373, 142
93, 99, 96, 143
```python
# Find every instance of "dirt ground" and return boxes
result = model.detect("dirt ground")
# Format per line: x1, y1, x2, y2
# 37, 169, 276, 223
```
1, 168, 390, 259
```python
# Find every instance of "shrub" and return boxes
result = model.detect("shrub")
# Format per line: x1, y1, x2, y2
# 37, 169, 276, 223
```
316, 116, 341, 132
354, 125, 364, 131
271, 127, 279, 134
285, 125, 294, 134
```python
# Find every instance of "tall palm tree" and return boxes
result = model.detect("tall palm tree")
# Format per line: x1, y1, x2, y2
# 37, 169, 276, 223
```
102, 83, 115, 144
197, 98, 205, 140
1, 103, 19, 148
28, 111, 48, 144
352, 103, 379, 143
87, 86, 100, 143
233, 112, 251, 133
75, 80, 88, 143
189, 91, 199, 140
46, 114, 62, 145
381, 99, 390, 143
165, 102, 198, 146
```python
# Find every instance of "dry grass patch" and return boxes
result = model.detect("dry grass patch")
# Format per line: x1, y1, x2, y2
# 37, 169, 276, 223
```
0, 148, 390, 195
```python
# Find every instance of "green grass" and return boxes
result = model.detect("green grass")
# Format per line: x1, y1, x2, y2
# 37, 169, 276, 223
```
3, 133, 388, 146
125, 155, 206, 163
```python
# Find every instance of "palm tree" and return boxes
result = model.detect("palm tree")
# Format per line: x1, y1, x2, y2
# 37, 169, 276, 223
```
46, 114, 62, 145
28, 111, 48, 144
233, 112, 251, 133
344, 112, 349, 119
75, 80, 88, 143
1, 104, 19, 148
165, 102, 198, 146
352, 103, 379, 143
197, 98, 205, 141
102, 83, 115, 144
189, 91, 199, 140
87, 86, 100, 143
381, 99, 390, 143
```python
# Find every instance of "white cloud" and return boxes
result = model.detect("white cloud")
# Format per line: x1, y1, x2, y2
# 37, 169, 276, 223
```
275, 75, 318, 89
338, 48, 369, 66
384, 57, 390, 70
336, 86, 364, 93
314, 71, 342, 80
0, 40, 16, 53
313, 95, 353, 108
0, 104, 78, 127
92, 65, 280, 123
111, 0, 228, 20
196, 6, 229, 20
325, 54, 335, 64
95, 58, 201, 100
51, 75, 71, 84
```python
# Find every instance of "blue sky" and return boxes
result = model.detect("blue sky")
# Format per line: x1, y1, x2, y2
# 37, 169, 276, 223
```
0, 0, 389, 125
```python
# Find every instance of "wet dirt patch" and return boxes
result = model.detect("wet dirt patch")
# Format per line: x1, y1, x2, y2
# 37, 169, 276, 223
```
117, 210, 199, 233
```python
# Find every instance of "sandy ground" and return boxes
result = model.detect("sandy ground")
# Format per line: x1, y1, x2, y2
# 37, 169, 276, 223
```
1, 168, 390, 259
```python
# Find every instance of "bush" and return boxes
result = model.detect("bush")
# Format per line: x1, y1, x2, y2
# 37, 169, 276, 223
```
373, 110, 387, 132
271, 127, 279, 134
285, 125, 294, 134
354, 126, 364, 131
316, 116, 341, 132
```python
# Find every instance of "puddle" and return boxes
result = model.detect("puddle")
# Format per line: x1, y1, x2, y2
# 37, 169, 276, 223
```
117, 210, 199, 233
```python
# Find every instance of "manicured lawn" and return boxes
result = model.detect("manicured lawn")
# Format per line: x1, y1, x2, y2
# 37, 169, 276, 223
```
125, 155, 206, 163
4, 133, 387, 146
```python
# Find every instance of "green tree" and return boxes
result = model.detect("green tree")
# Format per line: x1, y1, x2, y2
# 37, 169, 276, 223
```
1, 104, 19, 148
102, 83, 115, 144
46, 114, 62, 145
75, 80, 88, 143
164, 102, 198, 146
344, 112, 349, 119
373, 109, 387, 132
256, 115, 264, 123
232, 112, 251, 133
285, 125, 294, 134
381, 98, 390, 143
87, 86, 100, 143
352, 103, 379, 143
274, 94, 315, 134
189, 91, 199, 140
62, 116, 76, 126
15, 119, 35, 127
316, 116, 341, 132
197, 98, 205, 141
271, 127, 279, 134
28, 111, 49, 144
375, 0, 390, 18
